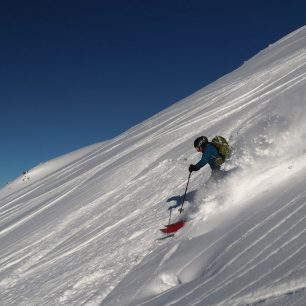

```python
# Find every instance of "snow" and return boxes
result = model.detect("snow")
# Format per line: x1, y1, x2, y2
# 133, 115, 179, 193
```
1, 26, 306, 306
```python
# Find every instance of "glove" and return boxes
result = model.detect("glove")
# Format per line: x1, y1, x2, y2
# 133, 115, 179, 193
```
188, 164, 198, 172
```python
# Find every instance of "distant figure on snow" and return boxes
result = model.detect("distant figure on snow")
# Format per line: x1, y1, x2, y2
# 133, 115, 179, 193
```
188, 136, 232, 177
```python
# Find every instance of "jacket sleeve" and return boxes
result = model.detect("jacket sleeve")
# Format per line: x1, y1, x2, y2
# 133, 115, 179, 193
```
195, 149, 210, 170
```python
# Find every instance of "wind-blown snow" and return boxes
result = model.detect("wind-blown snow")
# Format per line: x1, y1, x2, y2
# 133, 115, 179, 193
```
1, 26, 306, 306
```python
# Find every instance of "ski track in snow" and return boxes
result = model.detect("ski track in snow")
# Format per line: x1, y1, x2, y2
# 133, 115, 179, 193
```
129, 184, 306, 306
1, 26, 306, 306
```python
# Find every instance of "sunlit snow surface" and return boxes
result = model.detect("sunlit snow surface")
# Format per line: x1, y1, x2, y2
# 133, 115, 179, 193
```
1, 27, 306, 306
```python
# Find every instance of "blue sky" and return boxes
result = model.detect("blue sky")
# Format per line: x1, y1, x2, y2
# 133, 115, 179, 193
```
1, 0, 306, 187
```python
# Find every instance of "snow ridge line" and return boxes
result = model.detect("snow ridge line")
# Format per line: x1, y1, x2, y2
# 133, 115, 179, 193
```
0, 184, 81, 236
170, 69, 306, 141
248, 260, 306, 306
0, 208, 142, 289
137, 189, 306, 306
190, 212, 306, 305
219, 242, 306, 306
168, 198, 306, 305
179, 190, 305, 285
0, 172, 87, 219
234, 282, 306, 306
136, 51, 306, 146
191, 219, 306, 305
38, 208, 142, 263
205, 196, 306, 277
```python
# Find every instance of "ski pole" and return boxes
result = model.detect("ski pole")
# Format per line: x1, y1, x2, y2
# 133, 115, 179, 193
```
178, 172, 192, 214
167, 207, 173, 226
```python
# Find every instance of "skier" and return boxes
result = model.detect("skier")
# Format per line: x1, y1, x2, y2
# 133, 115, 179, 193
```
188, 136, 227, 177
161, 136, 232, 235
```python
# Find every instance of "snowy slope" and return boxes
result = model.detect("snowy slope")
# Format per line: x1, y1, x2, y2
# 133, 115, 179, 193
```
1, 26, 306, 306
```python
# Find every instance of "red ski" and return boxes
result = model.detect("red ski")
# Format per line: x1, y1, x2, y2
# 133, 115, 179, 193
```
160, 220, 185, 234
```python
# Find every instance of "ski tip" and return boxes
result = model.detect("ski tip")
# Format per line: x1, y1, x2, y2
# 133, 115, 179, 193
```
160, 221, 185, 234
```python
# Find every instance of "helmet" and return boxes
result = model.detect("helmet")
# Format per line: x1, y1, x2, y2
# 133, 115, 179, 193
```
194, 136, 208, 149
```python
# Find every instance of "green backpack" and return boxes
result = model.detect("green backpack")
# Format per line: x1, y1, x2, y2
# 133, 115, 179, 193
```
211, 136, 232, 166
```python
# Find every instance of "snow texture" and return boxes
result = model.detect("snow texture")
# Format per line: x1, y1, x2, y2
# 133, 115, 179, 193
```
1, 26, 306, 306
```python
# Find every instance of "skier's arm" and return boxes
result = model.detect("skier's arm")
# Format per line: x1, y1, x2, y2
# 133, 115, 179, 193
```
195, 150, 210, 170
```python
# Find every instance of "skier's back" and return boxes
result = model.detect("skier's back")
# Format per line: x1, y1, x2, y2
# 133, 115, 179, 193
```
188, 136, 231, 175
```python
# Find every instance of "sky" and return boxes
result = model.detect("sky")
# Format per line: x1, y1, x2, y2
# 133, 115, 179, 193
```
1, 0, 306, 187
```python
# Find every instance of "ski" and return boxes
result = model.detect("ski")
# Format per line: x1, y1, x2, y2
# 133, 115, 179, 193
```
157, 233, 175, 240
160, 220, 185, 234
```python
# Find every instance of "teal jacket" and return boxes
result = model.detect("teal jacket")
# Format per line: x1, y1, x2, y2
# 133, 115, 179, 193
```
195, 143, 221, 170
